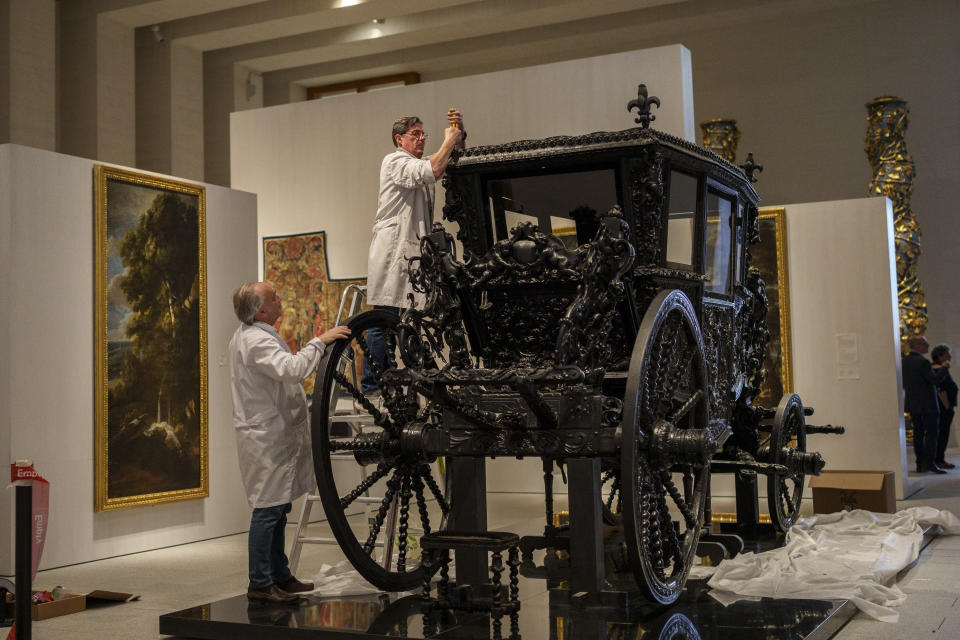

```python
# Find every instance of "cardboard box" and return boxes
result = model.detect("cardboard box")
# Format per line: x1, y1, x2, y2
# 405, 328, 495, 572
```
31, 592, 86, 621
809, 470, 896, 514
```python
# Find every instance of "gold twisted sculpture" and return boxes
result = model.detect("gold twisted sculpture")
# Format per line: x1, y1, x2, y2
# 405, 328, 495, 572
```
865, 96, 925, 350
700, 118, 740, 163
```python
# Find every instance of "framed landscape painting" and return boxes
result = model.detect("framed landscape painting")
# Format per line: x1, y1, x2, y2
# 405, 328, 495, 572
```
754, 207, 793, 407
94, 165, 208, 512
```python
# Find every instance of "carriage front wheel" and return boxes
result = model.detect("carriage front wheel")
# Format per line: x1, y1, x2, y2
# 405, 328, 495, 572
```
621, 290, 711, 606
310, 309, 450, 592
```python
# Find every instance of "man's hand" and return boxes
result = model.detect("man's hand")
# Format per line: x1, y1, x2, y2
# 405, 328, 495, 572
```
317, 325, 351, 345
443, 125, 463, 147
447, 108, 465, 149
447, 108, 463, 125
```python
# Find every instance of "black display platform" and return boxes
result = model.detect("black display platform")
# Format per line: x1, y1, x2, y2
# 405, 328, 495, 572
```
160, 536, 857, 640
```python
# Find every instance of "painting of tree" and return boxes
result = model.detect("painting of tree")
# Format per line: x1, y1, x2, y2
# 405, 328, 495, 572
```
95, 165, 208, 511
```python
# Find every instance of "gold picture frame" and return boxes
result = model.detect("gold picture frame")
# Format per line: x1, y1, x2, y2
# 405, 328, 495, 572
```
94, 165, 208, 511
754, 207, 793, 405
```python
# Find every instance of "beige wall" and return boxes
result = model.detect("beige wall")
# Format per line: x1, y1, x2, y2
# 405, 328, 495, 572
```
0, 0, 55, 150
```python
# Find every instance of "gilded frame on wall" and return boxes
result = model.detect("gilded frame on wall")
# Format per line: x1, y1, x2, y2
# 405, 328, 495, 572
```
754, 207, 793, 405
94, 165, 209, 512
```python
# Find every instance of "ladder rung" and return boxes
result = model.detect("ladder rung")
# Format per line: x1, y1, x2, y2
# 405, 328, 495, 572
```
298, 536, 384, 548
330, 414, 377, 424
304, 495, 382, 504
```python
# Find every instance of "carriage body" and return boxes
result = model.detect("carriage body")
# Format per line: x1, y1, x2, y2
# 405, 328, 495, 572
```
311, 99, 838, 606
441, 125, 763, 426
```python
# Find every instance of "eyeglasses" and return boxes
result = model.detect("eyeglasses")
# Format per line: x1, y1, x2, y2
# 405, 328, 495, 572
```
405, 130, 428, 141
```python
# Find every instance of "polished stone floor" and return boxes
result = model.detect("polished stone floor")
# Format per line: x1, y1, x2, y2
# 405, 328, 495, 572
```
159, 569, 854, 640
11, 451, 960, 639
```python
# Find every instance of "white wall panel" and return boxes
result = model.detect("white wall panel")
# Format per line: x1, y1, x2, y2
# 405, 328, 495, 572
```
0, 144, 257, 574
785, 197, 914, 500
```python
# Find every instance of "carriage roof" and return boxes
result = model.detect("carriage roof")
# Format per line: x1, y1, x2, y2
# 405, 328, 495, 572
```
449, 126, 760, 206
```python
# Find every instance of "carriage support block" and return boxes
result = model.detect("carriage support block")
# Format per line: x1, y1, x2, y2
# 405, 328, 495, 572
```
567, 458, 605, 595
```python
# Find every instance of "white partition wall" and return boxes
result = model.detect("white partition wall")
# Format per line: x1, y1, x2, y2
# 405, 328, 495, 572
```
785, 197, 915, 500
231, 44, 694, 280
0, 144, 258, 573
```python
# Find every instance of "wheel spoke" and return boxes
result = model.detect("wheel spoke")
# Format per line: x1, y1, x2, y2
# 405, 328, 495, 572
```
419, 464, 450, 515
333, 368, 393, 431
780, 478, 796, 516
340, 462, 391, 509
658, 469, 696, 530
668, 389, 704, 425
396, 471, 412, 573
363, 471, 403, 555
411, 473, 432, 536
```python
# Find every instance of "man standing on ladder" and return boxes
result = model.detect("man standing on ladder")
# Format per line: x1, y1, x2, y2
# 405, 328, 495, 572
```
229, 281, 350, 603
362, 109, 465, 395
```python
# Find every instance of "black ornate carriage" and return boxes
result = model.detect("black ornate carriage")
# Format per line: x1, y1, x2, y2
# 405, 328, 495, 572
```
310, 86, 841, 606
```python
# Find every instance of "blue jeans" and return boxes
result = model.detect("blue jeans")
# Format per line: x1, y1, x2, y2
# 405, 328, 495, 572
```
248, 503, 293, 588
361, 305, 400, 394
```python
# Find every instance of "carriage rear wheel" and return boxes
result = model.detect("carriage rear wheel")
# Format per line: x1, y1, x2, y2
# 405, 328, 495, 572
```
311, 309, 449, 591
765, 393, 807, 532
621, 290, 710, 606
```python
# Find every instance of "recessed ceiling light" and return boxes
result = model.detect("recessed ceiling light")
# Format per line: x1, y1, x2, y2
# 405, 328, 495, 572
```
372, 18, 385, 24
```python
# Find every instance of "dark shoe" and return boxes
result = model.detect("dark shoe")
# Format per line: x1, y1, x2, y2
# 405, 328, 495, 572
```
247, 584, 300, 603
930, 464, 948, 475
276, 577, 314, 593
936, 461, 956, 469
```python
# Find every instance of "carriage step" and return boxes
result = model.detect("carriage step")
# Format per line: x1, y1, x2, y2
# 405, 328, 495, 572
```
421, 530, 521, 634
697, 532, 744, 564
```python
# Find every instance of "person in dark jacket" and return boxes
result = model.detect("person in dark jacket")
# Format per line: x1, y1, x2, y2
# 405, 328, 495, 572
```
932, 343, 957, 469
902, 335, 949, 473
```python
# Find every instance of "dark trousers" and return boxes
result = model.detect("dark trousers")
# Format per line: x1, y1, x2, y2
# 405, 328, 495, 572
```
248, 502, 293, 588
360, 305, 400, 393
910, 412, 939, 469
936, 408, 954, 464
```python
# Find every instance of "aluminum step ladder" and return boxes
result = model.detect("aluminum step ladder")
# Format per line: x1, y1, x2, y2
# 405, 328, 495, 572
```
288, 284, 401, 573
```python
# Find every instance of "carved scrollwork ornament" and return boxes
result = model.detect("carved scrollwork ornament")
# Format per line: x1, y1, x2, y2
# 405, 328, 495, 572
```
865, 96, 926, 349
556, 206, 636, 368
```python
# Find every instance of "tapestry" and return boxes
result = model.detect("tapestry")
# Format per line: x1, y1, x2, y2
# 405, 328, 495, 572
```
263, 231, 369, 396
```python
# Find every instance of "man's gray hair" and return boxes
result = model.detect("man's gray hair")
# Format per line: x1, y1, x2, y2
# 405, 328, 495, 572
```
391, 116, 421, 147
233, 282, 263, 325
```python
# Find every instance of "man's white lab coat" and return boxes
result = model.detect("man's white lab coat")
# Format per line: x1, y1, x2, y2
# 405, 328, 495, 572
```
228, 322, 326, 508
366, 148, 436, 308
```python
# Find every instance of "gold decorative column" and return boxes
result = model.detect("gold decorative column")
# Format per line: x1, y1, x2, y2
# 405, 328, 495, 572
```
865, 96, 925, 350
700, 118, 741, 163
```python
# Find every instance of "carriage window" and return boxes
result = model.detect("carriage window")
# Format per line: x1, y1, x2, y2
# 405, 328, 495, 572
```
705, 191, 734, 295
666, 171, 697, 268
487, 169, 618, 250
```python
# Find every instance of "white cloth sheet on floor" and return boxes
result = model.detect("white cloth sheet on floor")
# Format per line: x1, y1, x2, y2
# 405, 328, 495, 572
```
703, 507, 960, 622
310, 561, 383, 597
